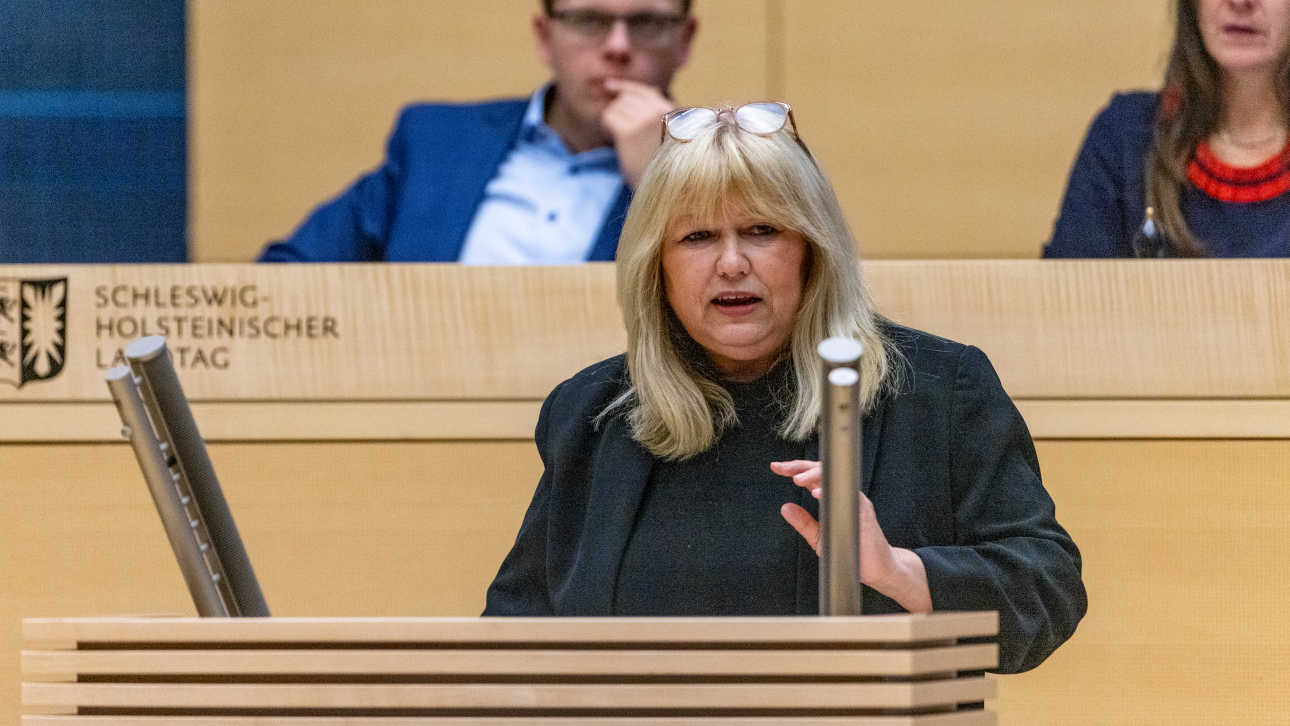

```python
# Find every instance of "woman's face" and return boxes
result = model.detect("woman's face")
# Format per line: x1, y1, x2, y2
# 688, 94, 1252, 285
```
1198, 0, 1290, 76
660, 206, 806, 382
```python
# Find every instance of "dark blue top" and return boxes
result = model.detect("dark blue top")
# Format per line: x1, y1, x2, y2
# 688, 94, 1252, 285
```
1044, 91, 1290, 258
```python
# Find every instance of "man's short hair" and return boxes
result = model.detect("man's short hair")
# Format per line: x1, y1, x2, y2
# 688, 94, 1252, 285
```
541, 0, 693, 14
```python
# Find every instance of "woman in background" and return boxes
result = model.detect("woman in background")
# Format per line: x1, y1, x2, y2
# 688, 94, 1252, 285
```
1046, 0, 1290, 257
485, 102, 1086, 674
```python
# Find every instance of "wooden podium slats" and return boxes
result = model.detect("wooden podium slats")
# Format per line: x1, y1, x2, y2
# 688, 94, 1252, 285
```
23, 614, 997, 645
25, 679, 994, 709
22, 714, 996, 725
22, 644, 998, 678
22, 616, 996, 721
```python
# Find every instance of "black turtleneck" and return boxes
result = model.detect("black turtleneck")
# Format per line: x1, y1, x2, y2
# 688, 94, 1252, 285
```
612, 366, 810, 615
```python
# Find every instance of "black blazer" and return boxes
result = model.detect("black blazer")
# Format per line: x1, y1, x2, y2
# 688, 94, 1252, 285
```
484, 324, 1087, 673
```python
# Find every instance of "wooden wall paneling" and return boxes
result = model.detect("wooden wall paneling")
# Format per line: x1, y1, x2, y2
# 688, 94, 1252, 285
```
4, 261, 1287, 407
3, 441, 541, 722
5, 262, 1290, 723
187, 0, 771, 262
187, 0, 544, 264
0, 264, 626, 401
9, 439, 1290, 724
11, 399, 1290, 444
782, 1, 1170, 258
1010, 400, 1290, 439
4, 262, 1290, 443
865, 260, 1290, 399
995, 440, 1290, 725
188, 0, 1199, 260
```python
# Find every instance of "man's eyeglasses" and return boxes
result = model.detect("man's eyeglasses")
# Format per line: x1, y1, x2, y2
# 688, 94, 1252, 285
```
548, 9, 687, 47
662, 102, 811, 156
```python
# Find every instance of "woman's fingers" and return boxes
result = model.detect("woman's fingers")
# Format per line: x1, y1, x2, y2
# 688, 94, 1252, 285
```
770, 460, 814, 475
780, 502, 821, 555
770, 460, 822, 491
782, 491, 931, 613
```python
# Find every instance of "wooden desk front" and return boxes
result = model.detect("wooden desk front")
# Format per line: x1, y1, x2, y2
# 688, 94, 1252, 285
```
22, 614, 997, 722
4, 261, 1289, 724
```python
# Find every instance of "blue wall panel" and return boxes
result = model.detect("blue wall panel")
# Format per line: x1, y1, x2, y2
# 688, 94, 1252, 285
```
0, 0, 186, 262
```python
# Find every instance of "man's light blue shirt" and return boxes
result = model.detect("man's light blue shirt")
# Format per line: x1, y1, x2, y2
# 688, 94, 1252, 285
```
459, 86, 623, 265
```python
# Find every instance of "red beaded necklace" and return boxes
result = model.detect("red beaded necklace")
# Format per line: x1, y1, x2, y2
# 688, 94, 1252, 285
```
1188, 138, 1290, 203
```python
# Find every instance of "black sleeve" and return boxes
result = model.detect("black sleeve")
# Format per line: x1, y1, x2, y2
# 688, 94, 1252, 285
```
481, 382, 563, 615
916, 345, 1087, 673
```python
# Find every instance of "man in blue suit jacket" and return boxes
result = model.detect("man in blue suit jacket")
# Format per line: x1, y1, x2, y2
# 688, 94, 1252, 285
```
259, 0, 697, 263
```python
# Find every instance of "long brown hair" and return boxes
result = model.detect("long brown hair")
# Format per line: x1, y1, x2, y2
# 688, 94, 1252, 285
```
1145, 0, 1290, 256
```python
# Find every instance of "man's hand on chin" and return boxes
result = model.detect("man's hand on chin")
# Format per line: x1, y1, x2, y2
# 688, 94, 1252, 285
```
601, 78, 676, 188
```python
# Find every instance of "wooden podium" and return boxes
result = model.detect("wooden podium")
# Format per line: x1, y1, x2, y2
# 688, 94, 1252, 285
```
10, 261, 1286, 722
22, 614, 997, 723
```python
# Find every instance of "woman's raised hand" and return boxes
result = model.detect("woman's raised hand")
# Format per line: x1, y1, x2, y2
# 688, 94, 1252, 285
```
770, 459, 932, 613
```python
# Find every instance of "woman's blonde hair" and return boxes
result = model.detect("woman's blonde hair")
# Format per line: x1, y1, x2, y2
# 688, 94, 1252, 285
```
605, 109, 896, 460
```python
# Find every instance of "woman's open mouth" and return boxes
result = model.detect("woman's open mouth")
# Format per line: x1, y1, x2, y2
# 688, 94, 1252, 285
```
712, 293, 762, 313
713, 293, 760, 305
1223, 24, 1263, 38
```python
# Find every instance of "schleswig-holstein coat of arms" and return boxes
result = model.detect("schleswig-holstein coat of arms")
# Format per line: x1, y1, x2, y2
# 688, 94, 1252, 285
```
0, 277, 68, 388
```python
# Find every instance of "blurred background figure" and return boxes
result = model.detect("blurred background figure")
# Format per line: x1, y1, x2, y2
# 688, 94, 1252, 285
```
1046, 0, 1290, 257
0, 1, 186, 263
257, 0, 696, 263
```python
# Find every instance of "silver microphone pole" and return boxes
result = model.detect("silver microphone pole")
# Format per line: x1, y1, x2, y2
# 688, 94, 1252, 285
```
106, 363, 233, 615
817, 337, 863, 615
105, 336, 268, 617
